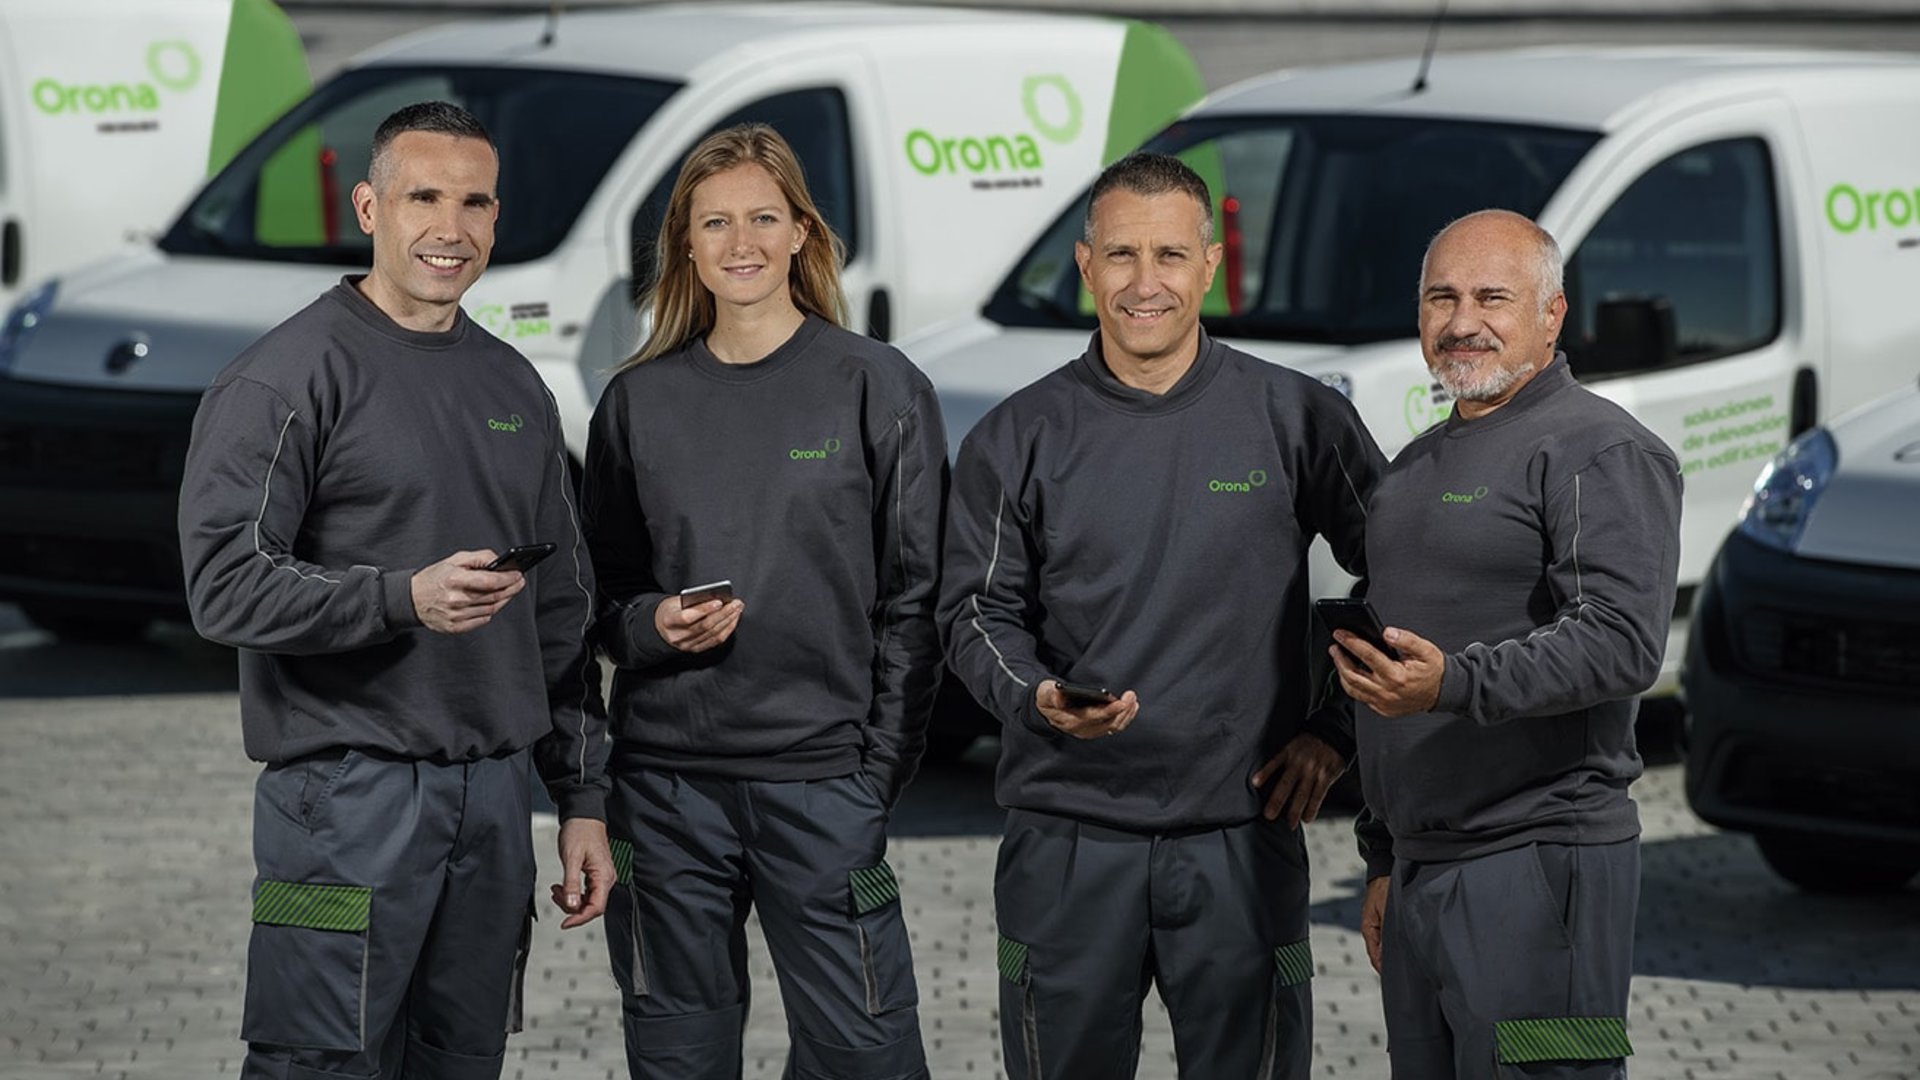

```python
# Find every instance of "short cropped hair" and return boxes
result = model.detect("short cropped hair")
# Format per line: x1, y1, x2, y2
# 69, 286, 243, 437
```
1422, 209, 1565, 312
1084, 152, 1213, 245
368, 101, 495, 191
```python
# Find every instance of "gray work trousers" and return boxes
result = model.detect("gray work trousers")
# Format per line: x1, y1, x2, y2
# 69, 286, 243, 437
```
240, 747, 536, 1080
1382, 839, 1640, 1079
993, 808, 1315, 1080
603, 770, 928, 1080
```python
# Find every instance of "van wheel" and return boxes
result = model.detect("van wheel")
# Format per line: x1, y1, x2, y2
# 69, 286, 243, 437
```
1755, 833, 1920, 893
18, 602, 149, 643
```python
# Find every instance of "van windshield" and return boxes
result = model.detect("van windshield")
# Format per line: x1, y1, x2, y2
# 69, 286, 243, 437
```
986, 115, 1599, 345
161, 66, 679, 266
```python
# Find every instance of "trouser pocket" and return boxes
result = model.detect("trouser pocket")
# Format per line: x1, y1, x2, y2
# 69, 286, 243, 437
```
850, 861, 917, 1014
505, 898, 534, 1035
606, 837, 650, 998
241, 881, 372, 1051
1494, 1016, 1633, 1077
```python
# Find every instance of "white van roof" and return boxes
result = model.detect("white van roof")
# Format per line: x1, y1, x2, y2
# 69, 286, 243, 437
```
353, 2, 1106, 81
1201, 46, 1920, 132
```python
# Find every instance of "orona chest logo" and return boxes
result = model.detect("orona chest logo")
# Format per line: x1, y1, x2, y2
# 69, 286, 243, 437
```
1440, 486, 1491, 504
1207, 469, 1269, 494
789, 438, 842, 461
487, 414, 525, 433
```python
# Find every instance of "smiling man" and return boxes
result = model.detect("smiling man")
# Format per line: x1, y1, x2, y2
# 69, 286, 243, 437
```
937, 153, 1384, 1079
1337, 210, 1682, 1079
178, 102, 613, 1080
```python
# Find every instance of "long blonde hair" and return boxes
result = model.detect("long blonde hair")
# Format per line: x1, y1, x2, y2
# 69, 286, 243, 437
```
622, 124, 849, 369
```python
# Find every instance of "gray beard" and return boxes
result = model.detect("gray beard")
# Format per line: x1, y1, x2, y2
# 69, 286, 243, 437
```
1435, 354, 1531, 402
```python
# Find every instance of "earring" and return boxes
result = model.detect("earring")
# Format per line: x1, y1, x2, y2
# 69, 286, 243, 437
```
791, 244, 801, 253
687, 251, 693, 259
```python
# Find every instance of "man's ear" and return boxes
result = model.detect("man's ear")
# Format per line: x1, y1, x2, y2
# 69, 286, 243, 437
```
351, 181, 377, 237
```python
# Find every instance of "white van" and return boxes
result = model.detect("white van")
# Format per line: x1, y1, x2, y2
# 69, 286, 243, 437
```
0, 0, 308, 309
903, 46, 1920, 694
0, 3, 1202, 638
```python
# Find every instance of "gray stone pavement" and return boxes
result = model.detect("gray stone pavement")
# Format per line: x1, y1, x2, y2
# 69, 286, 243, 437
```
1, 624, 1916, 1079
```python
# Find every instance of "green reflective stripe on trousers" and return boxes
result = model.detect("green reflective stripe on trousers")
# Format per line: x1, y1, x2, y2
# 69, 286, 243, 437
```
849, 862, 899, 915
1273, 939, 1313, 986
610, 838, 634, 886
998, 934, 1030, 984
252, 881, 371, 932
1495, 1017, 1634, 1064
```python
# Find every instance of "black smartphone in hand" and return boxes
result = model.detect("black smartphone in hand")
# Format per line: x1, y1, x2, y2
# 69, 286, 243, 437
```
1055, 680, 1116, 708
1314, 598, 1401, 661
486, 542, 556, 573
678, 579, 736, 608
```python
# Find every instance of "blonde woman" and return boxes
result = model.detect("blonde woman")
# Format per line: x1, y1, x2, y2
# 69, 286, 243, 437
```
580, 124, 945, 1079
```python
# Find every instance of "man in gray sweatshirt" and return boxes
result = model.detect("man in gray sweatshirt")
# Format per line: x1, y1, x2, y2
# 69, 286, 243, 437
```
178, 102, 613, 1080
1338, 210, 1682, 1079
939, 153, 1383, 1079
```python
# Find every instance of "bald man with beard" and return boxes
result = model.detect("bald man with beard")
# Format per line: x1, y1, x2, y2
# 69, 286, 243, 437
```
1338, 210, 1682, 1079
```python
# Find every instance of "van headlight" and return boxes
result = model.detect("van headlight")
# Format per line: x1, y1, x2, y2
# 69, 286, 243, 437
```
1318, 372, 1354, 399
1736, 427, 1837, 552
0, 280, 59, 376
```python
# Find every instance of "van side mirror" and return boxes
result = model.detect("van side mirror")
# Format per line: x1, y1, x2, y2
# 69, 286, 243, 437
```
1575, 295, 1676, 378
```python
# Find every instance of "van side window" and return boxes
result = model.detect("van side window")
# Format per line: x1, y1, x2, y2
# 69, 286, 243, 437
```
629, 88, 858, 299
1563, 138, 1781, 378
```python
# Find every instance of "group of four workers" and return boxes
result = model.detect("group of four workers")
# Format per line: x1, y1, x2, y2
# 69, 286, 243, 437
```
176, 100, 1682, 1080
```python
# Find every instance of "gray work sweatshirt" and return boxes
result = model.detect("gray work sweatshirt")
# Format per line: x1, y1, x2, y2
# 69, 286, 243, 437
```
580, 315, 948, 803
1355, 355, 1682, 876
939, 332, 1384, 832
178, 278, 609, 820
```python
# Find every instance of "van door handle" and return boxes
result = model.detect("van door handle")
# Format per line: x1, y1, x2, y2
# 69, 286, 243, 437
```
1789, 366, 1818, 437
1, 219, 19, 288
866, 287, 891, 341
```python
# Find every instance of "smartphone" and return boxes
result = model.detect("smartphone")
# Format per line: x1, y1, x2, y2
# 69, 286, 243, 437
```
1314, 597, 1401, 661
678, 579, 736, 609
485, 542, 556, 573
1055, 680, 1116, 708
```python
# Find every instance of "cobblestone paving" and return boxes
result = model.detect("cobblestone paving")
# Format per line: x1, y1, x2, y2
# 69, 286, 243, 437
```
1, 656, 1915, 1079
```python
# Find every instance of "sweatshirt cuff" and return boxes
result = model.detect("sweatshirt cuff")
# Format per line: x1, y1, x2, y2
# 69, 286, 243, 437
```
550, 784, 607, 822
380, 568, 422, 631
622, 593, 681, 668
1018, 681, 1058, 738
1300, 708, 1355, 765
1434, 653, 1471, 715
1364, 849, 1395, 881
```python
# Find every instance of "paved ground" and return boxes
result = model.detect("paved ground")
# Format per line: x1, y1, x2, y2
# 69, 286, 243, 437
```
1, 613, 1915, 1079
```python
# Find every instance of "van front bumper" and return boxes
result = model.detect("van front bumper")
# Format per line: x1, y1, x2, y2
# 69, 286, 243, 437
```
0, 375, 199, 616
1681, 529, 1920, 847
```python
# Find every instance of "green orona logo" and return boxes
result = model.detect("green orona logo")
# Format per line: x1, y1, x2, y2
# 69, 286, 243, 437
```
1208, 469, 1269, 494
903, 73, 1082, 178
487, 414, 525, 433
1440, 486, 1490, 504
32, 41, 201, 116
1825, 182, 1920, 234
789, 437, 843, 460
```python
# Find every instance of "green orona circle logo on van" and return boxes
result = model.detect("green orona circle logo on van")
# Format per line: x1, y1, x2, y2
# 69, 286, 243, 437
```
789, 438, 842, 460
903, 73, 1083, 178
32, 41, 202, 116
1207, 469, 1269, 493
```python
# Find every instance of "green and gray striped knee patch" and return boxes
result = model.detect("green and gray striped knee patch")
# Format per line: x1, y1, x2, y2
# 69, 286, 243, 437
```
251, 881, 371, 932
609, 838, 634, 886
1273, 939, 1313, 987
1495, 1017, 1633, 1064
848, 861, 900, 916
997, 934, 1030, 985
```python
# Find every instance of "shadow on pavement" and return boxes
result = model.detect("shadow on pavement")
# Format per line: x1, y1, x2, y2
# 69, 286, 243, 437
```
0, 608, 237, 698
1308, 831, 1920, 991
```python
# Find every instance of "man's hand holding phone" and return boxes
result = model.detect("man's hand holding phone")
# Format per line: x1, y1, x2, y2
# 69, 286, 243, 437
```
656, 579, 744, 654
1329, 625, 1446, 718
412, 549, 528, 634
1036, 679, 1139, 739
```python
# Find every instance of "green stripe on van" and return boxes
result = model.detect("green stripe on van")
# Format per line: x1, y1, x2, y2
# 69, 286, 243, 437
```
1494, 1017, 1633, 1064
252, 880, 371, 932
209, 0, 311, 173
1102, 21, 1207, 166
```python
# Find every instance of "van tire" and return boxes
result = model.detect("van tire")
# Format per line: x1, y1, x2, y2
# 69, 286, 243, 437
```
1755, 833, 1920, 894
19, 602, 150, 643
